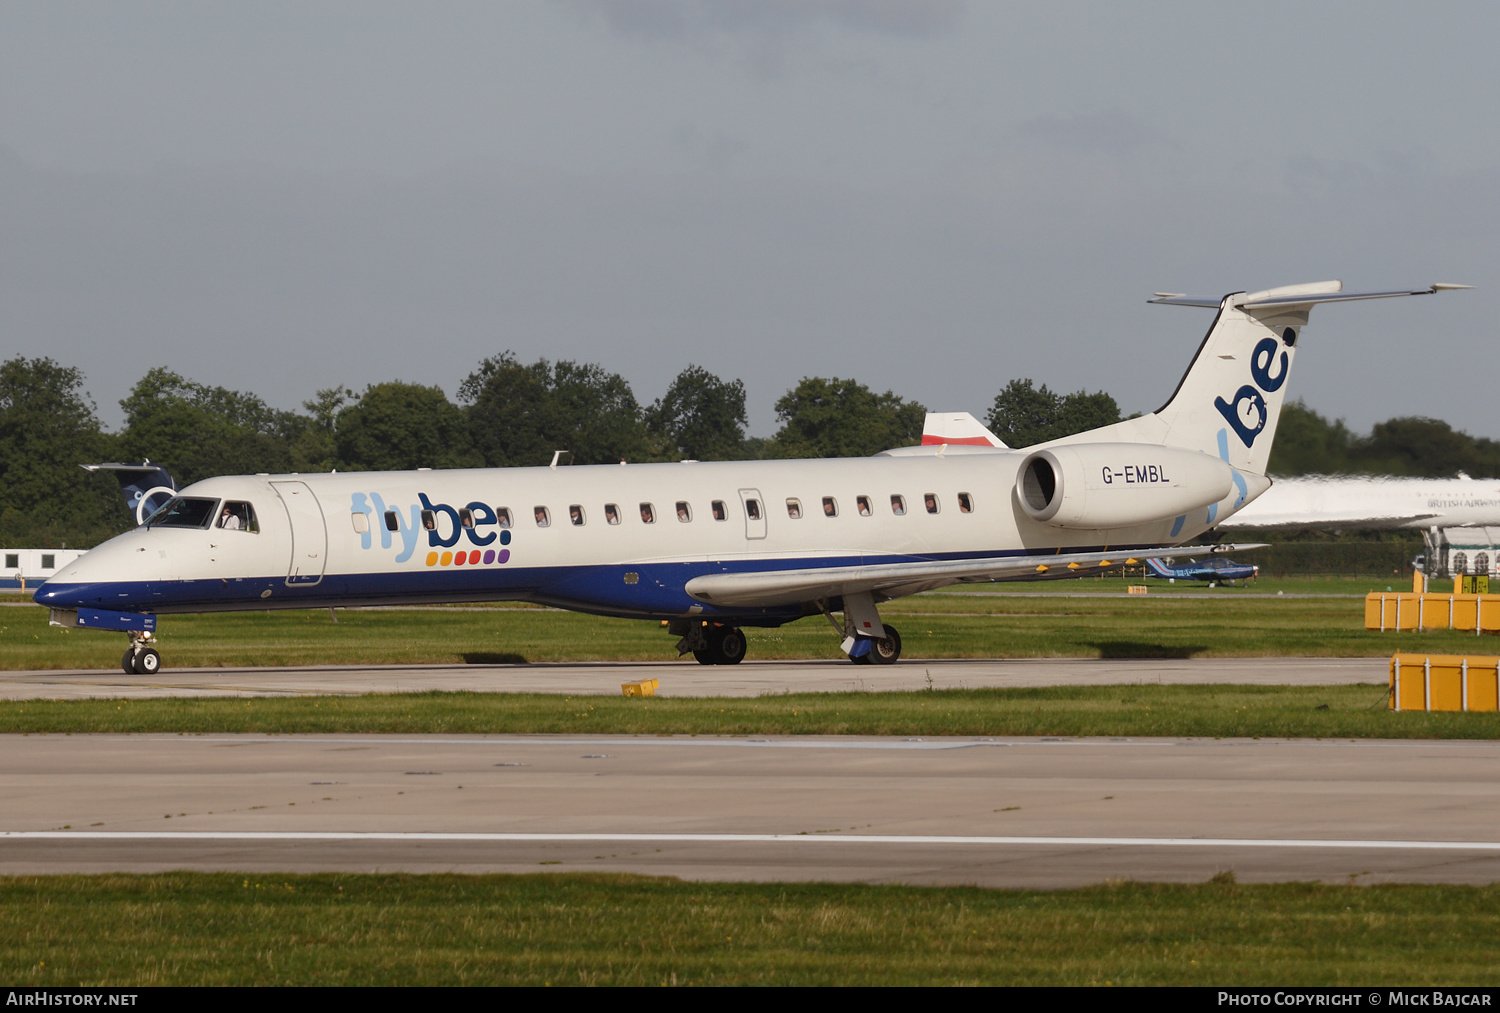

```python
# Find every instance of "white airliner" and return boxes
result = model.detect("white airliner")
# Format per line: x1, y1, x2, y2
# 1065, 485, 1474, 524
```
37, 281, 1465, 675
1218, 475, 1500, 531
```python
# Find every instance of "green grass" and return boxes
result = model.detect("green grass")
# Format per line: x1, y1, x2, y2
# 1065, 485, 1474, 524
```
6, 585, 1495, 669
4, 684, 1493, 739
3, 873, 1496, 986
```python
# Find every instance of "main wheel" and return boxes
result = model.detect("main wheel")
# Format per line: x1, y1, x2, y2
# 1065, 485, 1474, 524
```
695, 625, 747, 666
133, 648, 162, 675
716, 627, 746, 665
122, 649, 137, 675
869, 624, 902, 665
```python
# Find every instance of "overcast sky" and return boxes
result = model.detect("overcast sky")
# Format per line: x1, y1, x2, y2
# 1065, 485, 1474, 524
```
2, 1, 1494, 439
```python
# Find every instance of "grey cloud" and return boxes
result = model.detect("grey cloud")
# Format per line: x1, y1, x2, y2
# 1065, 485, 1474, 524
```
568, 0, 965, 40
565, 0, 964, 75
1011, 109, 1175, 156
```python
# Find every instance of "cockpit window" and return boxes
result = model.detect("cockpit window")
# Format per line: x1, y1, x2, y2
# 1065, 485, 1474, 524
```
218, 502, 258, 532
146, 497, 219, 529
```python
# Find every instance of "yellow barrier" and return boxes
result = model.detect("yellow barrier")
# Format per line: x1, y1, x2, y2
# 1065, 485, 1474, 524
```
1389, 654, 1500, 711
1127, 585, 1148, 595
622, 678, 658, 697
1365, 593, 1500, 634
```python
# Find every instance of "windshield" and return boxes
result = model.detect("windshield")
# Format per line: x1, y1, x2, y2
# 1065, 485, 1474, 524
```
145, 497, 220, 529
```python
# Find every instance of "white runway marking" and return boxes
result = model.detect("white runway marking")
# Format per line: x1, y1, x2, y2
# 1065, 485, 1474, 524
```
6, 831, 1500, 851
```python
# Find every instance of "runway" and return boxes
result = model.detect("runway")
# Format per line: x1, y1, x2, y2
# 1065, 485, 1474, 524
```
3, 733, 1496, 887
0, 656, 1387, 700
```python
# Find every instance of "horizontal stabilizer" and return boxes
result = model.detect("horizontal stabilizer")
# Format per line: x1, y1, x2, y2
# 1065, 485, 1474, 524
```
685, 543, 1268, 608
1149, 283, 1470, 310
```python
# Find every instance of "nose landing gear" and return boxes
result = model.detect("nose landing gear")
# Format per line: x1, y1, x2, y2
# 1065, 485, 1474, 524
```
121, 632, 162, 675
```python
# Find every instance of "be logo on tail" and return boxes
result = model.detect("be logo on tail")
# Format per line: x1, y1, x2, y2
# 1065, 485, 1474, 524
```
1214, 328, 1294, 448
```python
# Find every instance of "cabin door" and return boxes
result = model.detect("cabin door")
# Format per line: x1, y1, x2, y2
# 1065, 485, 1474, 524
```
271, 480, 328, 585
738, 488, 766, 540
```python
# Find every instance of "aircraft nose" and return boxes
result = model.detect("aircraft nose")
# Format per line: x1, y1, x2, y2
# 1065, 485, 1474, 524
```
32, 539, 151, 611
34, 578, 110, 610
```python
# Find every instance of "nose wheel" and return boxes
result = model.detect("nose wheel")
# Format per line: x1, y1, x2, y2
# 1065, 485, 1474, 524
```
122, 634, 162, 675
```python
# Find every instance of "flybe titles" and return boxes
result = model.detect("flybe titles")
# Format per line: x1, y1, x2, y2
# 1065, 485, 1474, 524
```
1215, 328, 1294, 448
349, 492, 513, 566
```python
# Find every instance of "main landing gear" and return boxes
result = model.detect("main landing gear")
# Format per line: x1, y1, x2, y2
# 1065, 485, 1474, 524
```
669, 591, 905, 667
671, 621, 747, 665
121, 632, 162, 675
822, 590, 903, 665
848, 625, 902, 666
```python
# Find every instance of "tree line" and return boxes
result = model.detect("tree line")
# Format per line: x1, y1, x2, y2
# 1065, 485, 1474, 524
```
2, 352, 1493, 548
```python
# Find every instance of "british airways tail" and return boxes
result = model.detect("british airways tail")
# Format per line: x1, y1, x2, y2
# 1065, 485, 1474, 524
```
1046, 282, 1469, 478
920, 412, 1008, 448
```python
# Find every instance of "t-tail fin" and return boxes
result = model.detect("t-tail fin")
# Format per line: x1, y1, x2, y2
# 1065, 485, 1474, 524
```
81, 461, 179, 525
1046, 282, 1468, 476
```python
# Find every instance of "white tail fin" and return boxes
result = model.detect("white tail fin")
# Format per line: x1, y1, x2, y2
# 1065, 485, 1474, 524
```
1152, 291, 1307, 476
1047, 282, 1466, 476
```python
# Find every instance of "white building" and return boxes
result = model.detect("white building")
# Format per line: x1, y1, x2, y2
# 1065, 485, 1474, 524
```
2, 549, 88, 591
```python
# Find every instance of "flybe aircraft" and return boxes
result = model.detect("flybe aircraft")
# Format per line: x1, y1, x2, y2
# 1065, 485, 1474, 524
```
37, 281, 1465, 675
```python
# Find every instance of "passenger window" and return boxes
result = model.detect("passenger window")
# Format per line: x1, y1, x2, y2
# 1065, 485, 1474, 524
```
856, 496, 872, 516
786, 498, 802, 519
459, 508, 475, 529
675, 501, 692, 522
384, 510, 399, 532
421, 509, 436, 531
220, 501, 258, 533
568, 505, 585, 526
640, 503, 656, 524
605, 503, 621, 525
958, 492, 974, 513
747, 499, 762, 520
711, 500, 726, 521
497, 508, 512, 529
891, 495, 906, 516
351, 512, 370, 534
822, 497, 837, 518
924, 493, 940, 514
534, 506, 550, 528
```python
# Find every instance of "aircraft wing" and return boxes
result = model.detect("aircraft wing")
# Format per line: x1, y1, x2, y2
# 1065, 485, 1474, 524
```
685, 543, 1268, 608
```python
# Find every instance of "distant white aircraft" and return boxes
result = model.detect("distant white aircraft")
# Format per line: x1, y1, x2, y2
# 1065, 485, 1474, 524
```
39, 281, 1465, 675
1218, 475, 1500, 531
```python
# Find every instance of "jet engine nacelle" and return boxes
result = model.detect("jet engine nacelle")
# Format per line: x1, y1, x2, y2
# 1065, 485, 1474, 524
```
1016, 443, 1235, 529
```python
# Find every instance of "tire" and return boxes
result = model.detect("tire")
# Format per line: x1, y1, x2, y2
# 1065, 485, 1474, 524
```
869, 624, 902, 665
717, 627, 746, 666
692, 648, 717, 666
849, 652, 871, 665
134, 648, 162, 675
122, 649, 137, 675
